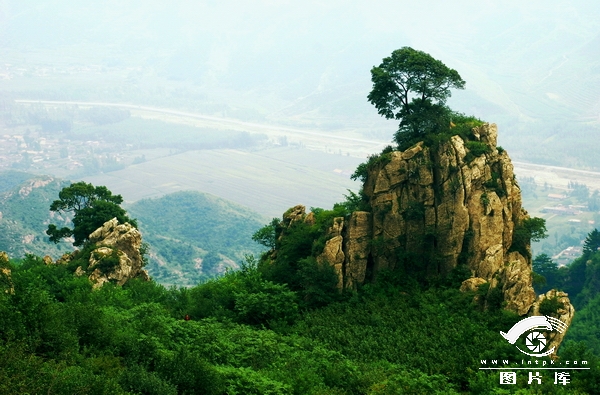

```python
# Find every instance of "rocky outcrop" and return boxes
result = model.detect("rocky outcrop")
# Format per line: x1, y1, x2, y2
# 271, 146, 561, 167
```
274, 124, 573, 327
84, 218, 149, 289
530, 290, 575, 357
358, 123, 545, 315
0, 251, 14, 294
343, 211, 372, 289
18, 176, 54, 197
50, 218, 149, 289
317, 217, 345, 289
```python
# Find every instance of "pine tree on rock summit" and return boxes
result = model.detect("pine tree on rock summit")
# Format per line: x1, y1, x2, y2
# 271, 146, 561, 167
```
46, 181, 136, 246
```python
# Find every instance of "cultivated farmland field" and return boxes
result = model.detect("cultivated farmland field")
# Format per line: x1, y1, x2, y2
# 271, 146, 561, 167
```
83, 146, 362, 218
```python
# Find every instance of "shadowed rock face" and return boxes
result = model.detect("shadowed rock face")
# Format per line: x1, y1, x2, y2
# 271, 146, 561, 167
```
275, 124, 573, 354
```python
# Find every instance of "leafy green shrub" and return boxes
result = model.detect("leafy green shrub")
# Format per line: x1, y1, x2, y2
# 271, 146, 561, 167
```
351, 150, 393, 183
403, 201, 425, 221
558, 341, 600, 393
42, 364, 125, 395
486, 285, 504, 310
450, 113, 485, 140
297, 257, 342, 309
539, 296, 565, 316
218, 366, 291, 395
155, 348, 224, 395
368, 369, 459, 394
465, 141, 491, 158
341, 189, 371, 213
483, 172, 506, 198
234, 281, 299, 326
252, 218, 281, 249
480, 193, 490, 209
510, 217, 548, 257
91, 248, 121, 273
119, 365, 177, 395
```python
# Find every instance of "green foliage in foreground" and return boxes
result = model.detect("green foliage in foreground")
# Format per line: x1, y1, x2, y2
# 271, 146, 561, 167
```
1, 254, 599, 394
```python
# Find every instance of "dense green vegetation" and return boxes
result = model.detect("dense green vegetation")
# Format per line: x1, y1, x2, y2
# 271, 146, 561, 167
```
3, 252, 598, 394
534, 229, 600, 309
47, 181, 137, 246
127, 191, 266, 287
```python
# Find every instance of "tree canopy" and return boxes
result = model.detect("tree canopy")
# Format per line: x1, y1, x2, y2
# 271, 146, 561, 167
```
367, 47, 465, 146
584, 228, 600, 256
46, 182, 136, 246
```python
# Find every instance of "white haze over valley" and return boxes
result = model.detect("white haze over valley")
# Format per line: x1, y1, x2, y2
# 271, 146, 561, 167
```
1, 0, 600, 221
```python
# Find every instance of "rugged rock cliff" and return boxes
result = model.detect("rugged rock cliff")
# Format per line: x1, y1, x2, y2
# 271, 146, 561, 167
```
274, 124, 574, 331
362, 123, 536, 314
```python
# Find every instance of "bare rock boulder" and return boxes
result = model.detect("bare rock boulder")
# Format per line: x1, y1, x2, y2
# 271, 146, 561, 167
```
87, 218, 149, 289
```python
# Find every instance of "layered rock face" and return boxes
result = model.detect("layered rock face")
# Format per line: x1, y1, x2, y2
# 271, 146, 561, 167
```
276, 124, 574, 330
363, 125, 517, 279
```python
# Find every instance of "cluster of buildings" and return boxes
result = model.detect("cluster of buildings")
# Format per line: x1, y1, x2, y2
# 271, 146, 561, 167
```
0, 131, 124, 174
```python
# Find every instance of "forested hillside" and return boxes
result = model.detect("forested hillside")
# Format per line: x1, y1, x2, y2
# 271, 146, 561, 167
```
1, 251, 599, 394
0, 172, 265, 286
534, 230, 600, 357
127, 191, 266, 286
0, 171, 72, 258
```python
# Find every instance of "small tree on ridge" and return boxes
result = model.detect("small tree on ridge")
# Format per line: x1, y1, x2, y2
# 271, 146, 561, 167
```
367, 47, 466, 147
46, 182, 136, 246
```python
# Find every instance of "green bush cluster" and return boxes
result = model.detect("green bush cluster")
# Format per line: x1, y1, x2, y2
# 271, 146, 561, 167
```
510, 217, 548, 258
1, 252, 599, 394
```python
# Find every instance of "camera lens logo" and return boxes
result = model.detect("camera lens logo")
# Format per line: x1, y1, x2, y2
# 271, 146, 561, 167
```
500, 315, 568, 357
525, 331, 546, 353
